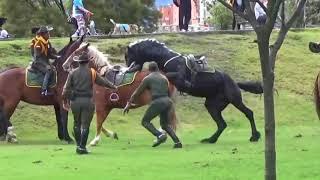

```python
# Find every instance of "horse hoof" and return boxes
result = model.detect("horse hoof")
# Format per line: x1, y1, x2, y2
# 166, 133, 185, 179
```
200, 138, 210, 143
113, 133, 119, 140
250, 132, 261, 142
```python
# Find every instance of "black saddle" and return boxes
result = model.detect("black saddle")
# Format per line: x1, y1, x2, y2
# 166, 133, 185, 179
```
105, 65, 129, 86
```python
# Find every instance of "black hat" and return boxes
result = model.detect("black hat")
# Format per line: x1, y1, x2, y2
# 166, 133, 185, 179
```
37, 26, 53, 34
73, 52, 90, 62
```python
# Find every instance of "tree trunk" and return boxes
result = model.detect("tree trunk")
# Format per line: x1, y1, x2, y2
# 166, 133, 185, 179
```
257, 32, 277, 180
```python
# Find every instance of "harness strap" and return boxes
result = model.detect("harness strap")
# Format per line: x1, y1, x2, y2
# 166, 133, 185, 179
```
163, 55, 181, 67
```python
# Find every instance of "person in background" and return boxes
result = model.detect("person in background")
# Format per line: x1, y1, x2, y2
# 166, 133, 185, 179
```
175, 0, 197, 32
0, 27, 9, 39
254, 0, 268, 25
71, 0, 93, 37
230, 0, 245, 30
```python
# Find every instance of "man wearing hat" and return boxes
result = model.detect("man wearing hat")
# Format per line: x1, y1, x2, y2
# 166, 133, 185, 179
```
123, 62, 182, 149
30, 26, 60, 96
62, 52, 117, 154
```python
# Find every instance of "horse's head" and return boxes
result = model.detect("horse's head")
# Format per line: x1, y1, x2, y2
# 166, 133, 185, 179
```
125, 39, 180, 72
56, 35, 85, 67
63, 43, 112, 74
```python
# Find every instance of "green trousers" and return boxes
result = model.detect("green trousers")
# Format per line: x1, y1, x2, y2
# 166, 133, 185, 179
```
141, 97, 180, 143
71, 97, 95, 130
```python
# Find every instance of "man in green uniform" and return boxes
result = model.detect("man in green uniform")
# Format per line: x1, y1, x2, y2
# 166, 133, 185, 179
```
62, 52, 117, 154
30, 26, 60, 96
123, 62, 182, 148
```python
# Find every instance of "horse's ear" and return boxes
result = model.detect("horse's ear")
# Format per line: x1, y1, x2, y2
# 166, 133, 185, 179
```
69, 37, 73, 43
85, 43, 90, 48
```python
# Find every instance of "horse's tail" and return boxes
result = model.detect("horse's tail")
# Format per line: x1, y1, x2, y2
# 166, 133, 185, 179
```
314, 73, 320, 120
237, 81, 264, 94
169, 87, 179, 131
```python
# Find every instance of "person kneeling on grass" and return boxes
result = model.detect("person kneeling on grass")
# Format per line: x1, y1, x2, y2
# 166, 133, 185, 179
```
123, 62, 182, 149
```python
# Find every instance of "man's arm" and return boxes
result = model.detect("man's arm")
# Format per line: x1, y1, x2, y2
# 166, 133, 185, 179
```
128, 77, 149, 104
95, 74, 117, 89
62, 73, 73, 100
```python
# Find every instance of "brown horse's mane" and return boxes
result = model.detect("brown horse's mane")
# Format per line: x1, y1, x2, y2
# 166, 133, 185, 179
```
0, 64, 21, 74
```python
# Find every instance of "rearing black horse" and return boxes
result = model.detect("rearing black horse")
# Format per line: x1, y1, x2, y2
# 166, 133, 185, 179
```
125, 39, 263, 143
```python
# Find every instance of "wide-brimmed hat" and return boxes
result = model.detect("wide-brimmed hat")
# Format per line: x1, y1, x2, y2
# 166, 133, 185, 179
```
73, 52, 90, 62
309, 42, 320, 53
37, 26, 53, 34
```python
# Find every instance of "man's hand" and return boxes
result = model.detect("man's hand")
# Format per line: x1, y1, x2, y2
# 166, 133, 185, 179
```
123, 102, 132, 115
86, 11, 94, 17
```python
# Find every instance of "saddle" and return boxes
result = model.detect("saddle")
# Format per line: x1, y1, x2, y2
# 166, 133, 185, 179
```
25, 66, 57, 88
184, 54, 213, 73
104, 65, 136, 86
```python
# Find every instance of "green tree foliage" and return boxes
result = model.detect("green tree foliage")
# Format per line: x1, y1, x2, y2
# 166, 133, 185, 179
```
209, 3, 232, 30
0, 0, 160, 37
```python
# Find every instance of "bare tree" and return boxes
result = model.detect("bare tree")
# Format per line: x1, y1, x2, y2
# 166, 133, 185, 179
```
215, 0, 306, 179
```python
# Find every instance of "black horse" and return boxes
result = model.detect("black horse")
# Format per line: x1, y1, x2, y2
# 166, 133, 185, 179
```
125, 39, 263, 143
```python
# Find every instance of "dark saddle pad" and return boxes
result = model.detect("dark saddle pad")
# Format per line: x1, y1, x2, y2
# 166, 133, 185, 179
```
26, 66, 57, 88
105, 65, 136, 86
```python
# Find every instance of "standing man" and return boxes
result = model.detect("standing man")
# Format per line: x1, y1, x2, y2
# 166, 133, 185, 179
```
254, 0, 268, 25
30, 26, 60, 96
176, 0, 197, 32
71, 0, 93, 37
62, 52, 117, 155
123, 62, 182, 148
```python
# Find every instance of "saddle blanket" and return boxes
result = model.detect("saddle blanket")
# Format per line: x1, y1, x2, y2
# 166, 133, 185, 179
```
25, 68, 57, 88
105, 70, 137, 87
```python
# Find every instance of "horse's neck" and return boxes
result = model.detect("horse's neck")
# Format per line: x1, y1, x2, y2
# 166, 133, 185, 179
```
156, 52, 180, 67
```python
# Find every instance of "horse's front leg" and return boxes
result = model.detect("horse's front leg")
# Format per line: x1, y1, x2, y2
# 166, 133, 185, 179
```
60, 107, 73, 144
54, 104, 64, 140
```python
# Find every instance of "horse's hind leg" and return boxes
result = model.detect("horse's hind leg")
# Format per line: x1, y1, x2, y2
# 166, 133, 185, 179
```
201, 97, 228, 144
232, 99, 261, 142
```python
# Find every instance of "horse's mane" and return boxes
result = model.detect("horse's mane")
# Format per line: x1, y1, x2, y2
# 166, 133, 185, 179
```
87, 45, 112, 69
127, 39, 179, 65
0, 64, 20, 74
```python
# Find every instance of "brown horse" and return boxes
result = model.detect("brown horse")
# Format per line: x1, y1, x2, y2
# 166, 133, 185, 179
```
314, 73, 320, 119
63, 44, 178, 146
0, 36, 84, 143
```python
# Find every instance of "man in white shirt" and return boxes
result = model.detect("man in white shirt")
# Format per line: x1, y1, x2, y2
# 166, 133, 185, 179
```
254, 0, 267, 25
0, 28, 9, 39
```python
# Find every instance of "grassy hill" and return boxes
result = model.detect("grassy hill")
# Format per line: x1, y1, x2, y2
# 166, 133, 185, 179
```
0, 30, 320, 180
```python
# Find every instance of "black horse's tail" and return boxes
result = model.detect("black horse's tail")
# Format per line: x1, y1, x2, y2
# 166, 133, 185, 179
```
237, 81, 263, 94
313, 73, 320, 120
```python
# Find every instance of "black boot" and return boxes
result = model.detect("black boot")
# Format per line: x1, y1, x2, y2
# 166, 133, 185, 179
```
41, 71, 52, 96
152, 133, 167, 147
162, 126, 182, 149
76, 128, 89, 155
73, 126, 81, 147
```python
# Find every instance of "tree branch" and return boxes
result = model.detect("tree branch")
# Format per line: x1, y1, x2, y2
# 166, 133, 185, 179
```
216, 0, 248, 21
270, 0, 307, 70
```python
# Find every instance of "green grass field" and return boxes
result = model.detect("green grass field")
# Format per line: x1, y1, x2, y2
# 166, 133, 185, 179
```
0, 30, 320, 180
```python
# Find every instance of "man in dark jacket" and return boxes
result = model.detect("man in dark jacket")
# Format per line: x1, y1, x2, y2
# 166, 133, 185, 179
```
123, 62, 182, 148
62, 52, 117, 154
30, 26, 60, 96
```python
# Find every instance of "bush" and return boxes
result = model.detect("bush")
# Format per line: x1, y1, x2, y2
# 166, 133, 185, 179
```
209, 4, 233, 30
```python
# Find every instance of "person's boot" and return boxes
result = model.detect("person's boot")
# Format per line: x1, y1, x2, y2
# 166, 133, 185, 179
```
152, 133, 167, 147
162, 126, 182, 149
73, 126, 81, 147
41, 72, 52, 96
76, 128, 89, 155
